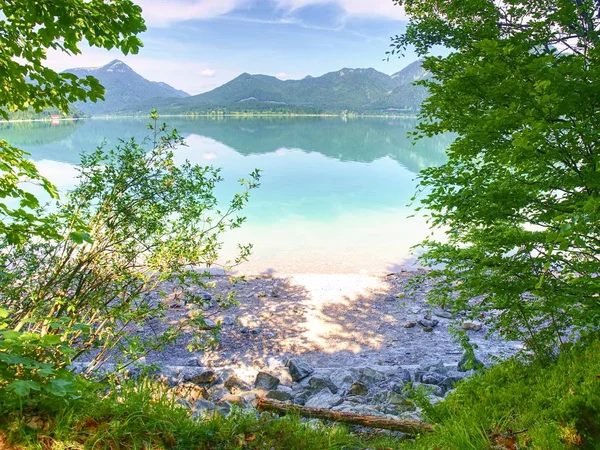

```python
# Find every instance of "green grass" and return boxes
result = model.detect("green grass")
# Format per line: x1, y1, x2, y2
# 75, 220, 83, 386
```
407, 334, 600, 449
1, 335, 599, 449
0, 379, 402, 450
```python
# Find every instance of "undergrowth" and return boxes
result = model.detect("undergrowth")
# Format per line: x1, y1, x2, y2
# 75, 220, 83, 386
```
1, 335, 599, 449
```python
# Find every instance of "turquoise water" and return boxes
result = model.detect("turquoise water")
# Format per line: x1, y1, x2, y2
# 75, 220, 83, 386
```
0, 117, 451, 273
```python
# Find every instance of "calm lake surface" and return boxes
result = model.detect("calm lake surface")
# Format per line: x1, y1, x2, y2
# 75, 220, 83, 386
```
0, 117, 451, 274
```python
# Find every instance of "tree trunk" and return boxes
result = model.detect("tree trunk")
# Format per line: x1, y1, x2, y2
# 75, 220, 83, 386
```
256, 397, 434, 434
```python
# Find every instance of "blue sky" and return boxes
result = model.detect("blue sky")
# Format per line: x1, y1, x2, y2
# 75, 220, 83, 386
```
46, 0, 419, 95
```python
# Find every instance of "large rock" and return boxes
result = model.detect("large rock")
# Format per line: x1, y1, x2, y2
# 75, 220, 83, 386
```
224, 374, 251, 394
170, 383, 208, 404
433, 308, 452, 319
347, 381, 369, 396
463, 320, 483, 331
180, 367, 218, 385
418, 318, 439, 328
255, 372, 280, 390
192, 399, 217, 414
266, 389, 294, 402
359, 367, 387, 385
304, 389, 343, 409
286, 358, 314, 381
373, 390, 416, 412
307, 375, 338, 394
395, 368, 412, 383
329, 369, 355, 391
421, 372, 446, 386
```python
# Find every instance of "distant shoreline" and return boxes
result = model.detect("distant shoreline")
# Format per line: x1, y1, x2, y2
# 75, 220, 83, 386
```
1, 112, 419, 124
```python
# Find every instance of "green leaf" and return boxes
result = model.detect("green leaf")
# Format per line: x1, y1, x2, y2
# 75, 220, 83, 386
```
7, 380, 41, 396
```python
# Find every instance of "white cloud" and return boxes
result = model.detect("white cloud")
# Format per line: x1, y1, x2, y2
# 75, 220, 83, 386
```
134, 0, 249, 26
275, 0, 406, 20
200, 68, 217, 77
131, 0, 405, 26
276, 72, 289, 80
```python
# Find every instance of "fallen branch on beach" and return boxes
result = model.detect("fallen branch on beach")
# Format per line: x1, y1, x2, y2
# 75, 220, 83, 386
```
256, 397, 434, 434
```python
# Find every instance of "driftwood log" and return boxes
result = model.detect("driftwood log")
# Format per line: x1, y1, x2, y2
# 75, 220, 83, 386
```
256, 397, 434, 434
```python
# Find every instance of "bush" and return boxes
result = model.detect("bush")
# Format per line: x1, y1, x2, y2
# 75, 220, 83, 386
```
0, 114, 260, 405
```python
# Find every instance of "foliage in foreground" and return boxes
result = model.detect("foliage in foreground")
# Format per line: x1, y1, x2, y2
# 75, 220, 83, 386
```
393, 0, 600, 356
0, 378, 401, 450
0, 116, 260, 409
409, 335, 600, 450
1, 336, 598, 449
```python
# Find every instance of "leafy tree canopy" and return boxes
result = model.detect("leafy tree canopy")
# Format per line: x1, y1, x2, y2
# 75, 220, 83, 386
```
393, 0, 600, 355
0, 0, 145, 244
0, 0, 146, 119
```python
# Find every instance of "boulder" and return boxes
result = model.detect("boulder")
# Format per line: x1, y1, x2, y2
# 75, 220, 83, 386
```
347, 381, 369, 396
418, 318, 439, 328
224, 374, 251, 394
190, 369, 218, 385
395, 368, 412, 383
329, 369, 355, 391
307, 375, 338, 394
463, 320, 483, 331
433, 308, 452, 319
286, 358, 314, 381
171, 383, 208, 404
359, 367, 387, 385
255, 372, 280, 390
266, 389, 294, 402
421, 372, 446, 386
373, 391, 416, 412
193, 399, 217, 413
304, 389, 343, 409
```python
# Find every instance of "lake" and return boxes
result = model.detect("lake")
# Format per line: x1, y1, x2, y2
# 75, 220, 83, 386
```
0, 116, 451, 274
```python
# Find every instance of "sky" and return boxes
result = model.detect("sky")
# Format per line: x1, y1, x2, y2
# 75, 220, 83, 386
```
45, 0, 419, 95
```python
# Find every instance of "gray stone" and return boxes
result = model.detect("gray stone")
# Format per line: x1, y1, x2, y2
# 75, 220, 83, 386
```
463, 320, 483, 331
180, 367, 218, 385
200, 292, 212, 301
308, 375, 338, 394
286, 358, 314, 381
442, 376, 462, 391
193, 399, 217, 413
266, 389, 294, 402
255, 372, 280, 390
347, 381, 369, 396
304, 389, 343, 409
206, 386, 230, 402
395, 368, 412, 383
433, 308, 452, 319
329, 369, 355, 390
222, 316, 235, 326
427, 361, 449, 375
224, 374, 251, 394
458, 353, 484, 372
373, 391, 416, 412
359, 367, 387, 385
423, 327, 434, 332
403, 321, 417, 328
418, 318, 439, 328
421, 372, 446, 386
216, 401, 232, 416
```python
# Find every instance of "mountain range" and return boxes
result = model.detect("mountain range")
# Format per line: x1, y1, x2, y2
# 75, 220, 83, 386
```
62, 59, 430, 116
65, 60, 190, 115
